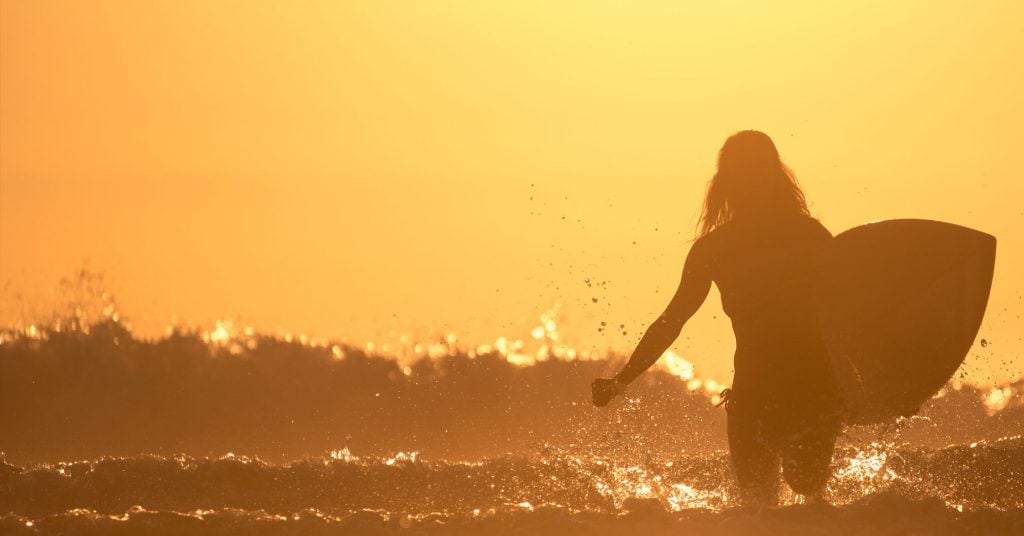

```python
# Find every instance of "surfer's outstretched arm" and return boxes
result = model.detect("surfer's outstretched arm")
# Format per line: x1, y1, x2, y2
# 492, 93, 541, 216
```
616, 238, 713, 384
593, 239, 713, 406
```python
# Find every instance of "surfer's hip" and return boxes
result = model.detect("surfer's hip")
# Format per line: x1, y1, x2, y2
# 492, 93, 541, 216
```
723, 382, 840, 436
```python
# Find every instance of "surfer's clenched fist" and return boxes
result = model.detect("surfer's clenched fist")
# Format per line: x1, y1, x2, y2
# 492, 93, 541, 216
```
592, 377, 626, 407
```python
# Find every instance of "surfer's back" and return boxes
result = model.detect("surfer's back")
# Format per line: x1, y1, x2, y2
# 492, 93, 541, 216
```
700, 214, 835, 403
704, 215, 830, 318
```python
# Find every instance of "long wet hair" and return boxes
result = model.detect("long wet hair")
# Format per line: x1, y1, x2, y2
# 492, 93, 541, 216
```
698, 130, 809, 238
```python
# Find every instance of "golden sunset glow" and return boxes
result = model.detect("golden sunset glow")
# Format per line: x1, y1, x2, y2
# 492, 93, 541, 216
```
2, 0, 1022, 389
2, 5, 1022, 530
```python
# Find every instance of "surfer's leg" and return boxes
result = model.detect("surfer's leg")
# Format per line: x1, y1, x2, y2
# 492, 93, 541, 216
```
780, 418, 839, 497
727, 409, 780, 506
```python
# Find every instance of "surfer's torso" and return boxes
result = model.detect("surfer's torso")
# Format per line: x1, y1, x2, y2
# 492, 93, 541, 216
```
700, 215, 838, 422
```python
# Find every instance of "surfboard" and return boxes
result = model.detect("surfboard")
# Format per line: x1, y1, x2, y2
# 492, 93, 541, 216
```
816, 219, 996, 425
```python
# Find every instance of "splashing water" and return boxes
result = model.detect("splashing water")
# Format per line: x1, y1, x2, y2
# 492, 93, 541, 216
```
2, 436, 1022, 534
2, 295, 1023, 534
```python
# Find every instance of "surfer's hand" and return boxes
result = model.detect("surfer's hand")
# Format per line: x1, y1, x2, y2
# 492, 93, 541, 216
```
592, 377, 625, 407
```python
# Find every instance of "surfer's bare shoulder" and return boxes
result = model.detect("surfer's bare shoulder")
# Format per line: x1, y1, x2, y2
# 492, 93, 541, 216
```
686, 229, 720, 272
804, 216, 834, 240
693, 222, 734, 251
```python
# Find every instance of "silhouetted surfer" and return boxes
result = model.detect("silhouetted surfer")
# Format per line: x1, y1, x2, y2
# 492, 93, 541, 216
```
593, 130, 839, 506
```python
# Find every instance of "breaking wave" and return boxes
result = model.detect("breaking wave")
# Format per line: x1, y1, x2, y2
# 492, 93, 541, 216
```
1, 313, 1022, 534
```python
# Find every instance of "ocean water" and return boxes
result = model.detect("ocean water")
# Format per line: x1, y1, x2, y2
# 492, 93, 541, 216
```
1, 319, 1022, 534
2, 437, 1023, 535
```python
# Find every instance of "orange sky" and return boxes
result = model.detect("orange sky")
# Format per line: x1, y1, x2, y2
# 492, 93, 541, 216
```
2, 1, 1022, 384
